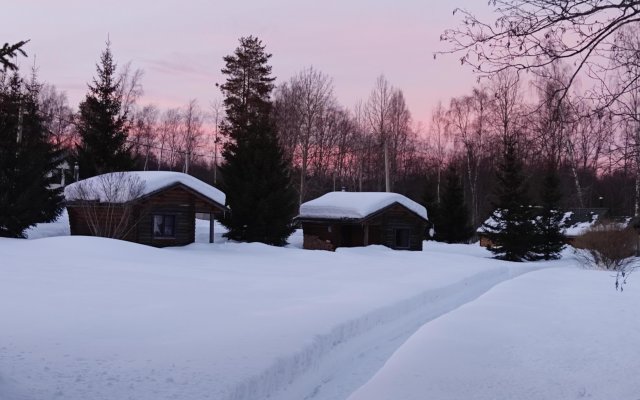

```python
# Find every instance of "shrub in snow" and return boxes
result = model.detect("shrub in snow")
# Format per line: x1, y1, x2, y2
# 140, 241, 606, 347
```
573, 222, 639, 289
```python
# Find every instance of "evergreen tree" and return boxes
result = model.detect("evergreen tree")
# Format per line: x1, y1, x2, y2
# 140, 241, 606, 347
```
436, 165, 473, 243
1, 40, 28, 71
533, 164, 565, 259
0, 72, 63, 238
219, 36, 297, 246
483, 135, 537, 261
76, 42, 134, 178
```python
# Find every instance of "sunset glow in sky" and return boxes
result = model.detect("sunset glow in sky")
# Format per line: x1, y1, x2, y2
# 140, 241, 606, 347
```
4, 0, 491, 128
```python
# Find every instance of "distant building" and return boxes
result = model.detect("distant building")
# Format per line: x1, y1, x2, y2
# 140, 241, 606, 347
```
561, 208, 610, 245
297, 192, 428, 251
64, 171, 227, 247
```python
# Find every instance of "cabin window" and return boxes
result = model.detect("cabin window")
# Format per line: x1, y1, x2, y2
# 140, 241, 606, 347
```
153, 215, 176, 238
395, 228, 410, 249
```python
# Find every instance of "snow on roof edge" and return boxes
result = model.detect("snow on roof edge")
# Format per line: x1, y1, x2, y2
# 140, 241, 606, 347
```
298, 192, 428, 221
64, 171, 226, 207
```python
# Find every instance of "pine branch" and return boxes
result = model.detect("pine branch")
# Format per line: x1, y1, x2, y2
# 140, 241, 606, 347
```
1, 40, 29, 71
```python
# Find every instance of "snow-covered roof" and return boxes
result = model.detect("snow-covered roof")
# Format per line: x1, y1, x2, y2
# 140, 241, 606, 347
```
64, 171, 226, 206
560, 209, 610, 237
298, 192, 428, 221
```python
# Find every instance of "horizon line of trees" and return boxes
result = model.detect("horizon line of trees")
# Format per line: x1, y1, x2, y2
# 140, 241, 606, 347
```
2, 11, 640, 256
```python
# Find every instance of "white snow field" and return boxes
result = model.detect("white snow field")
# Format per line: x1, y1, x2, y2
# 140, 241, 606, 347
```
348, 267, 640, 400
1, 214, 637, 400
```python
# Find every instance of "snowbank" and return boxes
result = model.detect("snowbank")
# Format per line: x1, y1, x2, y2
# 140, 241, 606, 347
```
24, 209, 70, 239
64, 171, 226, 205
299, 192, 427, 221
348, 267, 640, 400
0, 235, 528, 400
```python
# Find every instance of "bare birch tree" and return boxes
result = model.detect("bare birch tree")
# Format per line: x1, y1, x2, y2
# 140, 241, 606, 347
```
294, 67, 334, 202
448, 88, 491, 225
117, 62, 144, 126
38, 83, 76, 148
610, 25, 640, 215
429, 101, 451, 204
440, 1, 640, 108
131, 104, 159, 171
365, 75, 394, 191
182, 99, 204, 174
160, 108, 183, 171
210, 98, 224, 184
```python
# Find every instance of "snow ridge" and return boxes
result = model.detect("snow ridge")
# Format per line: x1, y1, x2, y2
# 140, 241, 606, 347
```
225, 265, 531, 400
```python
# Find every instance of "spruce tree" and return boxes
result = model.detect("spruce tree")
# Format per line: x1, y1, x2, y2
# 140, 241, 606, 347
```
218, 36, 297, 245
76, 42, 134, 178
0, 72, 63, 238
1, 40, 28, 71
482, 135, 537, 261
436, 164, 473, 243
533, 164, 565, 259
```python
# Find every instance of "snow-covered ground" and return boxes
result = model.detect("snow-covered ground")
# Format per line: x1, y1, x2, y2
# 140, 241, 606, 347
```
2, 213, 638, 400
348, 267, 640, 400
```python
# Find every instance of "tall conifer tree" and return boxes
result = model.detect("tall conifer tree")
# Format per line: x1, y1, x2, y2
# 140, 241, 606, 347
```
218, 36, 297, 245
76, 42, 133, 178
0, 72, 63, 237
482, 135, 537, 261
436, 164, 473, 243
533, 163, 565, 259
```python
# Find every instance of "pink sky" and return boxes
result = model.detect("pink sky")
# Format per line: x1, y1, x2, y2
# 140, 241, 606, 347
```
4, 0, 491, 129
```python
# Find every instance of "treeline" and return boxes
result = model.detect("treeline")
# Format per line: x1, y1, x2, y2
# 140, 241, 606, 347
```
31, 48, 217, 180
422, 61, 640, 229
273, 72, 424, 203
3, 25, 640, 243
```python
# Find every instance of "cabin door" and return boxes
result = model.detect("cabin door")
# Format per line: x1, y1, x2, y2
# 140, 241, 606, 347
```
340, 225, 354, 247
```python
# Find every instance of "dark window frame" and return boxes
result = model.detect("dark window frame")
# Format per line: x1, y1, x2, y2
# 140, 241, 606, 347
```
153, 214, 176, 238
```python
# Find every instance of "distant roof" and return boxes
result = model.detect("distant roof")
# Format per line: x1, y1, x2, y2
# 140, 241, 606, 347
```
561, 208, 608, 237
64, 171, 226, 206
298, 192, 428, 221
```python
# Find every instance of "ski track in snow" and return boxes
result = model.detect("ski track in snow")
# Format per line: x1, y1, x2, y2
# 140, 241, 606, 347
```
226, 264, 542, 400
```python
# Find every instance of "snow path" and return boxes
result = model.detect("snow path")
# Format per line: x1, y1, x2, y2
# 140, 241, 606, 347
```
227, 244, 572, 400
347, 267, 640, 400
238, 264, 536, 400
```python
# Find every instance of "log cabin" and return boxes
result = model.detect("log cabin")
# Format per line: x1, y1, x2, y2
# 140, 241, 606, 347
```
297, 192, 428, 251
64, 171, 227, 247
